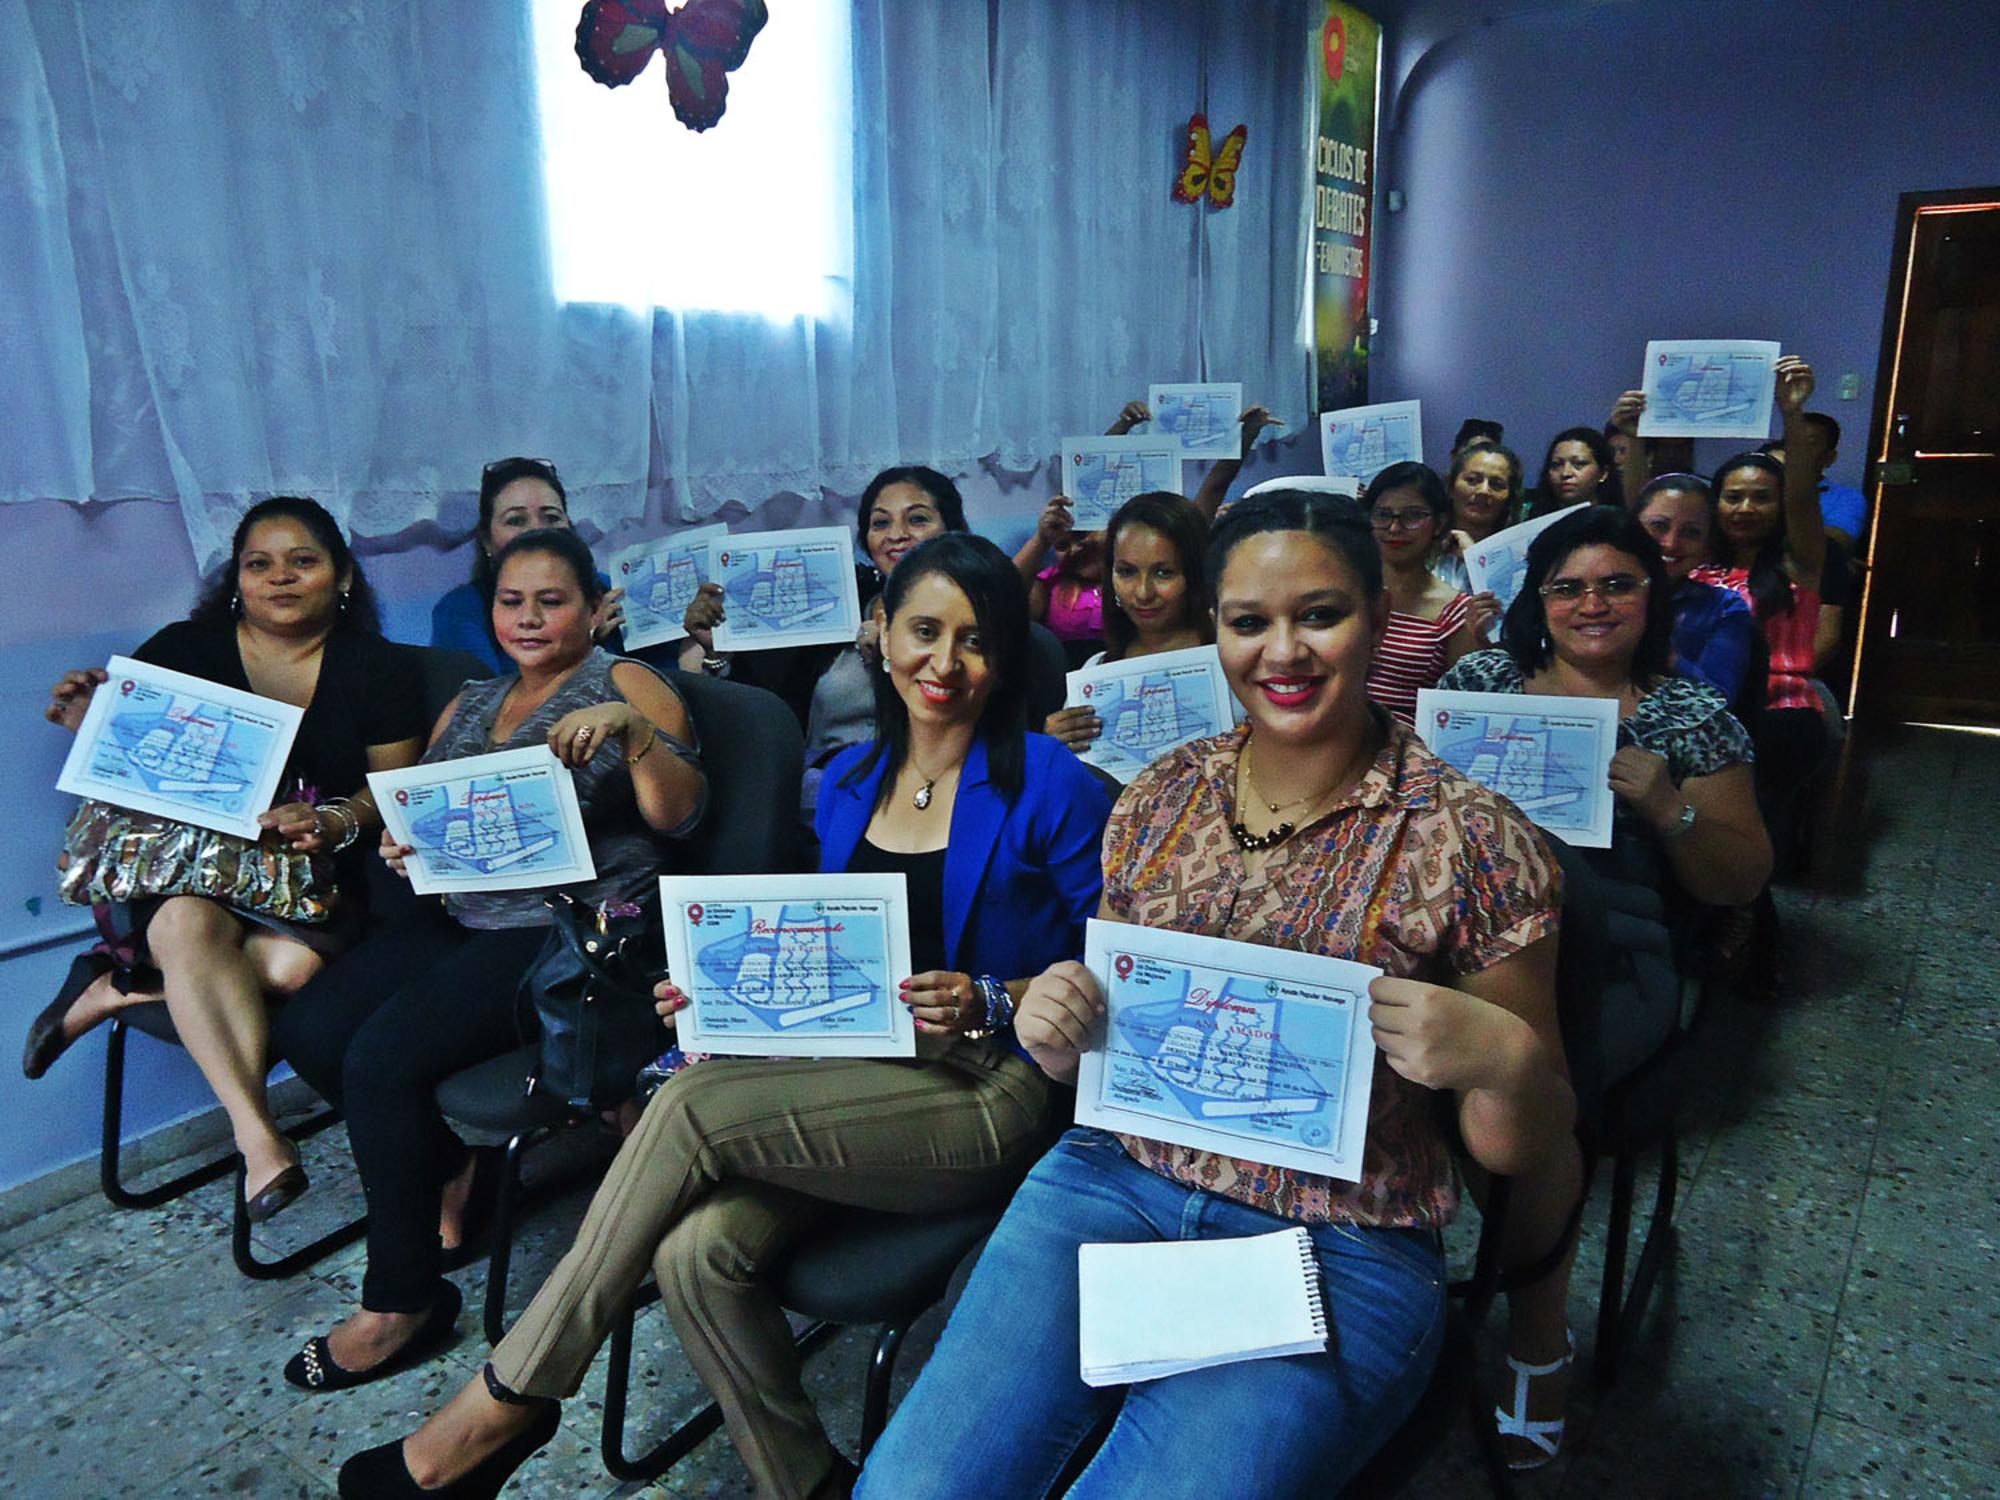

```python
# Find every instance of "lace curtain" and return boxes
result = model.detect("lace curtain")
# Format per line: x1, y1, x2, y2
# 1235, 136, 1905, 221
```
2, 0, 1309, 569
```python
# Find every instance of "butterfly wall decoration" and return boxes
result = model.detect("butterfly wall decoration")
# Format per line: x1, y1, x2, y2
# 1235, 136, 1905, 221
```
574, 0, 769, 132
1172, 113, 1247, 210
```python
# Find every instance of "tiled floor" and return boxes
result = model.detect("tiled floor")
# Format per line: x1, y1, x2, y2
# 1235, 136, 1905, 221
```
2, 726, 1997, 1498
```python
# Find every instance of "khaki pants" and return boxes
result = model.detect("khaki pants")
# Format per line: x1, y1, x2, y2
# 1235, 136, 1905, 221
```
490, 1039, 1053, 1499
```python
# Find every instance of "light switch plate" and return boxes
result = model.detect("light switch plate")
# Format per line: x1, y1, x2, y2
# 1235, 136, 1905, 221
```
1838, 372, 1861, 400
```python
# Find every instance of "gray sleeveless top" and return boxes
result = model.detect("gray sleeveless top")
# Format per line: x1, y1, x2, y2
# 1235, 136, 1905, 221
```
423, 649, 702, 929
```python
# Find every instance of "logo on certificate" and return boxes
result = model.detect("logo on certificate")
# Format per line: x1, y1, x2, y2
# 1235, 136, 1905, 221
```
1115, 954, 1135, 979
687, 902, 704, 923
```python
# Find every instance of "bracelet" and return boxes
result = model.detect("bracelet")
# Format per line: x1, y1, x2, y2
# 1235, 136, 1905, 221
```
976, 975, 1015, 1031
315, 798, 363, 852
700, 652, 732, 677
628, 726, 659, 764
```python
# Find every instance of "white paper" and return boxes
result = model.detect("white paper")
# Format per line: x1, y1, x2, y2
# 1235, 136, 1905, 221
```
709, 527, 864, 652
1147, 382, 1243, 457
1074, 919, 1379, 1181
1063, 645, 1242, 784
661, 874, 916, 1058
1078, 1227, 1327, 1386
1636, 339, 1781, 439
369, 746, 597, 896
1462, 503, 1587, 614
1060, 436, 1186, 531
1415, 688, 1619, 849
1319, 399, 1421, 485
610, 524, 728, 651
57, 656, 304, 841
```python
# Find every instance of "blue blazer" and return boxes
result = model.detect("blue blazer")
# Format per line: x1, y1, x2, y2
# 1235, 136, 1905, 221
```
815, 732, 1113, 981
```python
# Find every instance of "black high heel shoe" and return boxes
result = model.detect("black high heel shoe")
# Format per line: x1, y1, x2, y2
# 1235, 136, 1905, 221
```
285, 1280, 463, 1392
21, 952, 111, 1079
337, 1363, 559, 1498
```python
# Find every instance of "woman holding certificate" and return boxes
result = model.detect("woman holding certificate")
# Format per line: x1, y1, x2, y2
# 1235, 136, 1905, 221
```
858, 491, 1579, 1497
30, 497, 426, 1223
1362, 461, 1487, 726
274, 526, 706, 1394
336, 533, 1112, 1500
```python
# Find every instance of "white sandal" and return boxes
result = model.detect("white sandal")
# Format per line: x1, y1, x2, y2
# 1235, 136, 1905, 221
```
1493, 1326, 1575, 1471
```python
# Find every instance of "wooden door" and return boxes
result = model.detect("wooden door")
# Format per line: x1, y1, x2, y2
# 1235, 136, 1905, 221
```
1853, 193, 2000, 726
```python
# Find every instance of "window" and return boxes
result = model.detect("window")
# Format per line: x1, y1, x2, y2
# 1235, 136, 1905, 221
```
532, 0, 853, 318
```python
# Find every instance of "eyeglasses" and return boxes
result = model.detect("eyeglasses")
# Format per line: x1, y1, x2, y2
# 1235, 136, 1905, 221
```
1539, 574, 1649, 606
1370, 507, 1436, 533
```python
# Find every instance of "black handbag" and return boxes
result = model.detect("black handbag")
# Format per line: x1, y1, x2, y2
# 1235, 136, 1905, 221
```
521, 892, 669, 1111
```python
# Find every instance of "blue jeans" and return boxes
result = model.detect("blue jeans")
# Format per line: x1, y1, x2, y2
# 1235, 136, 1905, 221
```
857, 1128, 1446, 1500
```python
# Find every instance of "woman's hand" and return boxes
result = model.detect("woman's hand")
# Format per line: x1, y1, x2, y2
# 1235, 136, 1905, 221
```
901, 970, 979, 1034
592, 586, 628, 644
1109, 400, 1151, 435
654, 979, 688, 1032
682, 582, 726, 655
1043, 705, 1103, 753
1775, 354, 1816, 415
548, 701, 638, 767
1608, 390, 1646, 436
1035, 497, 1076, 553
1014, 961, 1104, 1083
1465, 590, 1503, 642
1439, 528, 1474, 559
1607, 744, 1682, 829
258, 801, 328, 853
378, 825, 415, 881
46, 667, 108, 731
1368, 975, 1534, 1093
1238, 404, 1280, 459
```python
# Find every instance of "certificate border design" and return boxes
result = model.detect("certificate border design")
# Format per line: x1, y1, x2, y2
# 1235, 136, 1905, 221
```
368, 745, 598, 896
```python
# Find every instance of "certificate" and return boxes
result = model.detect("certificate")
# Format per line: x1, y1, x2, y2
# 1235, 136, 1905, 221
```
1637, 339, 1780, 440
709, 527, 863, 653
369, 746, 597, 896
1061, 437, 1186, 531
1075, 920, 1380, 1182
1148, 382, 1243, 457
660, 874, 916, 1058
611, 524, 727, 651
1415, 688, 1619, 848
1463, 503, 1585, 614
1063, 645, 1242, 784
57, 656, 303, 841
1319, 399, 1421, 486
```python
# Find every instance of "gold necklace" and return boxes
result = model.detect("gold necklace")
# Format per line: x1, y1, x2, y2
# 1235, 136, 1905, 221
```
1230, 735, 1363, 851
906, 752, 959, 811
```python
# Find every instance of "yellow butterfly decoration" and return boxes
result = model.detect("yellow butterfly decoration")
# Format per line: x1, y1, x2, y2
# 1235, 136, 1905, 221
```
1172, 113, 1248, 210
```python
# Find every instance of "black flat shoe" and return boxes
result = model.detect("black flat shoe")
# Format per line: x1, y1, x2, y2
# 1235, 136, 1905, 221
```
243, 1161, 311, 1224
337, 1397, 559, 1498
22, 952, 111, 1080
285, 1280, 464, 1392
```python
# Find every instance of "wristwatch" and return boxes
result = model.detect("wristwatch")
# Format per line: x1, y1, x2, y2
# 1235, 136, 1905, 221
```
1663, 801, 1698, 839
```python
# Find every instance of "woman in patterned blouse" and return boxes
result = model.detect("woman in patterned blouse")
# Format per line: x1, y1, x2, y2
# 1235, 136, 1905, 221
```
857, 489, 1579, 1498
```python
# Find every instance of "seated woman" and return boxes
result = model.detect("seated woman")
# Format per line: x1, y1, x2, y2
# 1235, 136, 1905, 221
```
1632, 472, 1758, 706
857, 490, 1577, 1499
1525, 426, 1621, 518
1432, 438, 1523, 592
1438, 502, 1771, 1467
1687, 357, 1828, 996
274, 527, 705, 1390
1043, 491, 1213, 756
337, 533, 1113, 1500
430, 457, 625, 673
28, 498, 425, 1220
1362, 461, 1486, 725
1014, 494, 1110, 662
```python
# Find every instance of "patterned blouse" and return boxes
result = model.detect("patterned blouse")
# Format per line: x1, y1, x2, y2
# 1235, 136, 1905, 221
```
1437, 650, 1754, 788
1101, 719, 1562, 1230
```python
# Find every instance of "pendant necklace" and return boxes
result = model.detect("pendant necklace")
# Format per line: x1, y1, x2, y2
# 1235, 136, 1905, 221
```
1230, 736, 1343, 851
908, 752, 956, 811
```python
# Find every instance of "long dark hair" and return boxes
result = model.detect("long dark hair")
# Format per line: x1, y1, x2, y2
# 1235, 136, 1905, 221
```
472, 457, 569, 594
854, 466, 968, 539
1711, 452, 1794, 620
1533, 426, 1622, 515
490, 527, 607, 609
1361, 460, 1450, 524
1498, 504, 1674, 682
1206, 488, 1383, 602
841, 533, 1030, 808
189, 496, 381, 635
1102, 491, 1213, 660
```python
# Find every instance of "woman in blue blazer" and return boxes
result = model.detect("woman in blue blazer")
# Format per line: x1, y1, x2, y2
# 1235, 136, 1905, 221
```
340, 533, 1112, 1500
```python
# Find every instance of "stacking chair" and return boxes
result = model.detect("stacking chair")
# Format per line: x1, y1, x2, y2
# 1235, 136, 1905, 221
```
434, 668, 806, 1342
96, 645, 489, 1278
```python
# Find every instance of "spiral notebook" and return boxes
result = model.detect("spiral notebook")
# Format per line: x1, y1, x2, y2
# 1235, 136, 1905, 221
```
1077, 1226, 1329, 1386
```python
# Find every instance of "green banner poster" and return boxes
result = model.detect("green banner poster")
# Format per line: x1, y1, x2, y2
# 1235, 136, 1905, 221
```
1312, 2, 1381, 414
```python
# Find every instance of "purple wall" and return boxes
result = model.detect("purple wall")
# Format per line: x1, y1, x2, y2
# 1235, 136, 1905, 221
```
1369, 0, 2000, 491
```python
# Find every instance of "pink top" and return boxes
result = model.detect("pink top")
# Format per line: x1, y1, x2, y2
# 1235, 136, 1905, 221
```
1036, 564, 1105, 643
1689, 565, 1821, 712
1367, 593, 1473, 726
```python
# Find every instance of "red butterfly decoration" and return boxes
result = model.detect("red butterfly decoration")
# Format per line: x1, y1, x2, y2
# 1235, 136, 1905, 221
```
574, 0, 769, 132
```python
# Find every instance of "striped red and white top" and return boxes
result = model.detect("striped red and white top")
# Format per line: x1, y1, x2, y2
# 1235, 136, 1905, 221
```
1367, 593, 1473, 726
